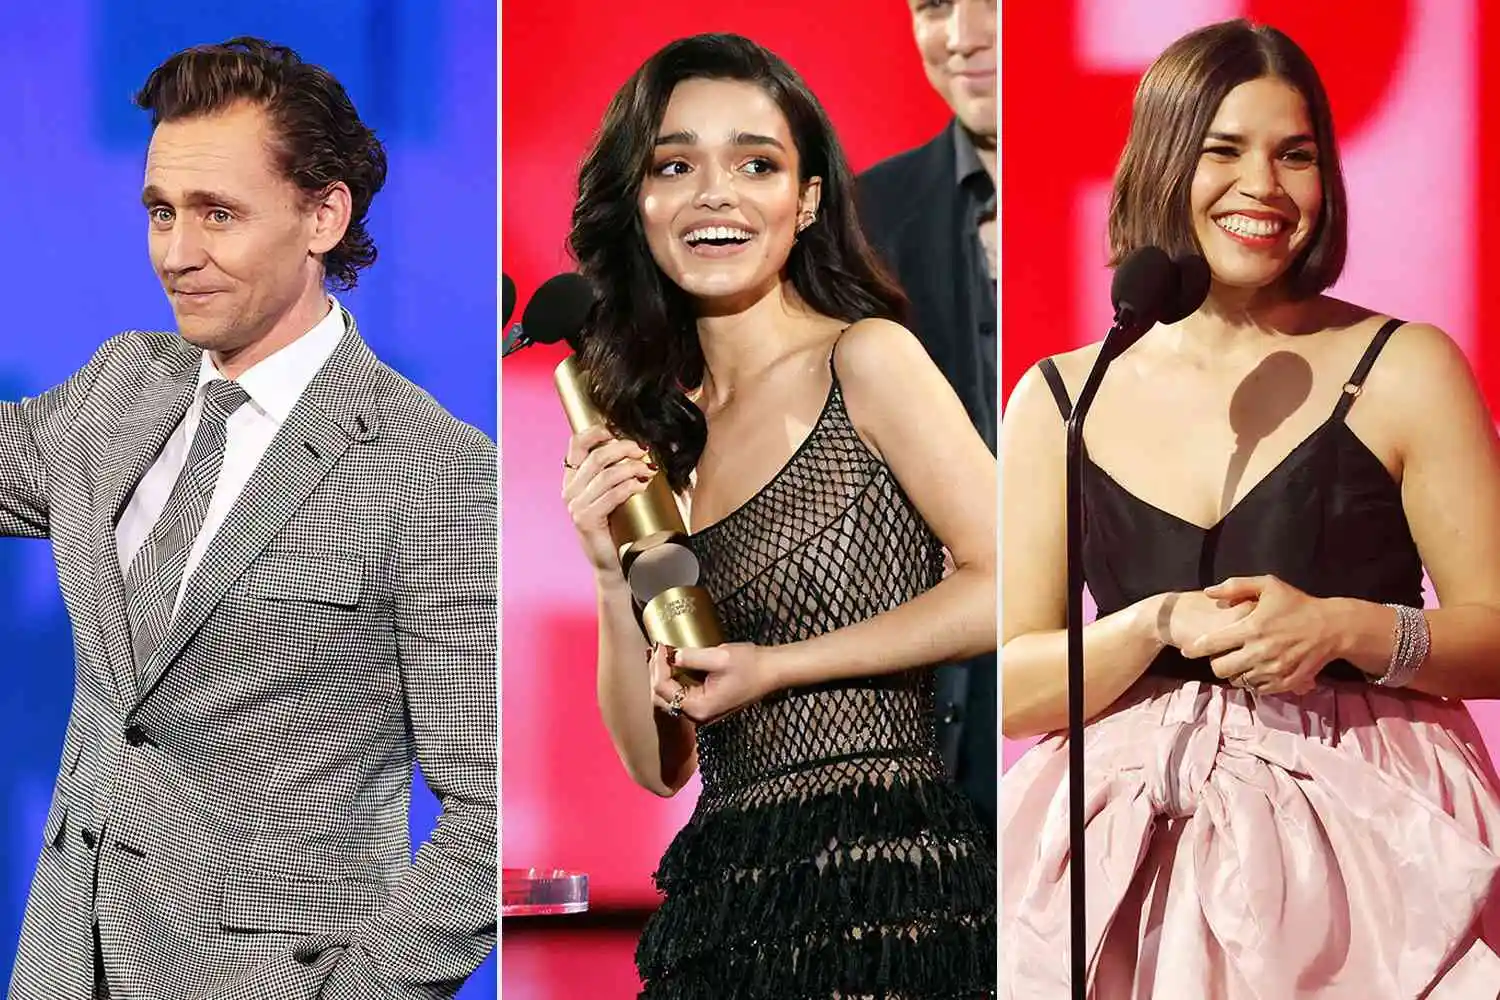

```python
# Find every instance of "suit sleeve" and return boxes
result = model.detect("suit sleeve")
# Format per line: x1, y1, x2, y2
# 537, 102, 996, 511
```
320, 433, 498, 998
0, 338, 117, 538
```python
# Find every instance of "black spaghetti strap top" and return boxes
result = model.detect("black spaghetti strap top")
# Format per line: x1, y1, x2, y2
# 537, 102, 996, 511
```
1038, 319, 1423, 684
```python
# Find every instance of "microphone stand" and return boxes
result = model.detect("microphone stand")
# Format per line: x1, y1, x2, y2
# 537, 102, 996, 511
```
1064, 307, 1141, 1000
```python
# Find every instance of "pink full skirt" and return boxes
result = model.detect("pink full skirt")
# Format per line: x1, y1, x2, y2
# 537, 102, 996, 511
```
1002, 677, 1500, 998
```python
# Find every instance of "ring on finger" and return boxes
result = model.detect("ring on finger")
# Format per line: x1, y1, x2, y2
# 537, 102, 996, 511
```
667, 686, 685, 717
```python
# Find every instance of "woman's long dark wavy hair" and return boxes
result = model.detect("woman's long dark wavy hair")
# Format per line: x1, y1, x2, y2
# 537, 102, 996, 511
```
570, 33, 907, 491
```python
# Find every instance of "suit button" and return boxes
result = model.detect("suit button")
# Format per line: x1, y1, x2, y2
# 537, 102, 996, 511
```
940, 705, 962, 725
80, 828, 97, 849
124, 725, 147, 747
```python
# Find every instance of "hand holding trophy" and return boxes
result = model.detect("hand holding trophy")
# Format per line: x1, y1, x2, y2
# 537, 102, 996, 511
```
512, 273, 724, 684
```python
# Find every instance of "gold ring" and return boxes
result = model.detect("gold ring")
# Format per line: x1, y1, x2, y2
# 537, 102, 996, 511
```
668, 687, 685, 717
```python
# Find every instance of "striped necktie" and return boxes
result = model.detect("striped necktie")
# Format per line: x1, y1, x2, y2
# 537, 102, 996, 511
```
123, 379, 250, 677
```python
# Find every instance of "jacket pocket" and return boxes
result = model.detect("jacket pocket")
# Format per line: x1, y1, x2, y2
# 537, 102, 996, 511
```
42, 739, 83, 849
218, 869, 386, 936
244, 551, 363, 608
42, 792, 68, 850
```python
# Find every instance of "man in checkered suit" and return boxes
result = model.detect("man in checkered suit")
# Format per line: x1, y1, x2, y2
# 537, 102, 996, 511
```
2, 39, 497, 1000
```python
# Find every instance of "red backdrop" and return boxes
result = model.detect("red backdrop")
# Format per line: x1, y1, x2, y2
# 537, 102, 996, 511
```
500, 0, 952, 922
1001, 0, 1500, 770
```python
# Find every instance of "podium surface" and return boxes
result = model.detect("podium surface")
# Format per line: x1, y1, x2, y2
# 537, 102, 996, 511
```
502, 868, 589, 917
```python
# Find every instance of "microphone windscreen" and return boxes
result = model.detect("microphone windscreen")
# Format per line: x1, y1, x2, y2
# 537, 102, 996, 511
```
502, 274, 517, 327
1160, 254, 1210, 324
1109, 246, 1177, 327
522, 273, 596, 350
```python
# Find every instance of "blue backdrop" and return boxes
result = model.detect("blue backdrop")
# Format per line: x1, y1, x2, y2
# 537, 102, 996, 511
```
0, 2, 496, 995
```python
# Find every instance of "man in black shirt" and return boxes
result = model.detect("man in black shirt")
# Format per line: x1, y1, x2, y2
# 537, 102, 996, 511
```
858, 0, 997, 834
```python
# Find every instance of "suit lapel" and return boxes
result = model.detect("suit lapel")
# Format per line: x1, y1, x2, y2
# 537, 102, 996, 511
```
924, 128, 972, 398
91, 345, 200, 712
131, 322, 381, 709
917, 127, 994, 436
910, 127, 968, 398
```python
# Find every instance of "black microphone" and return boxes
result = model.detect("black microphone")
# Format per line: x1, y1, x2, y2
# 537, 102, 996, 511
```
502, 273, 517, 326
501, 272, 594, 358
1099, 246, 1179, 363
1162, 253, 1211, 323
1064, 246, 1195, 999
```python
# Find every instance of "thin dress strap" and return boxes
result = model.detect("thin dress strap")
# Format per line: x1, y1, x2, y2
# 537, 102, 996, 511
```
1332, 318, 1404, 422
827, 325, 854, 381
1038, 358, 1073, 421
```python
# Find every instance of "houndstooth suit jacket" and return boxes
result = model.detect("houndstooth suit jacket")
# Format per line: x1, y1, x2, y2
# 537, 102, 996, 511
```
1, 316, 497, 1000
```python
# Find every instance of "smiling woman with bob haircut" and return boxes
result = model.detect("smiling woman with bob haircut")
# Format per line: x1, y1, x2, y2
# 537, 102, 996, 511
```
556, 32, 997, 1000
1001, 19, 1500, 998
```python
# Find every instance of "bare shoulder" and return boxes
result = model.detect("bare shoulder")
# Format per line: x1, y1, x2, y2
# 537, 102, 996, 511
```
1363, 319, 1478, 402
1378, 319, 1471, 372
1006, 342, 1103, 425
827, 316, 991, 472
1354, 318, 1493, 462
831, 317, 931, 379
827, 318, 951, 416
1038, 342, 1104, 391
1044, 340, 1116, 383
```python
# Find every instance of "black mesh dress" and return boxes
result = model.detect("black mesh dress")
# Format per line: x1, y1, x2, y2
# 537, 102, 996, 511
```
634, 363, 998, 999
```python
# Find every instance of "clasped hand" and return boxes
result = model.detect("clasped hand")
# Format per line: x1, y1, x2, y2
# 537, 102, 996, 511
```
647, 641, 776, 725
1176, 575, 1341, 696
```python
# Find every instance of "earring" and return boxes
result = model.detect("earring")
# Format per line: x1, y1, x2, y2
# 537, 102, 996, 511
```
797, 213, 816, 233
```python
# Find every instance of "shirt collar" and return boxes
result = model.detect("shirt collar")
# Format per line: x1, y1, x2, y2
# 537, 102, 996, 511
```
952, 119, 985, 184
196, 296, 348, 423
952, 119, 996, 207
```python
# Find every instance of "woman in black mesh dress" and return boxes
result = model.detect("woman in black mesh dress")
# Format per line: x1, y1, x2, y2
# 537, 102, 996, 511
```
558, 33, 997, 1000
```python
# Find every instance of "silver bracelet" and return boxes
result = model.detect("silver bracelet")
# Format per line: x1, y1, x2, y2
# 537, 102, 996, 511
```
1374, 603, 1430, 688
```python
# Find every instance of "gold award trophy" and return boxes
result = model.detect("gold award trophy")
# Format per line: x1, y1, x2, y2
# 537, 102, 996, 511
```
555, 355, 722, 685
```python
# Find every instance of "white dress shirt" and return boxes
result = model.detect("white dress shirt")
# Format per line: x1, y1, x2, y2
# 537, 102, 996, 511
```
115, 299, 346, 614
